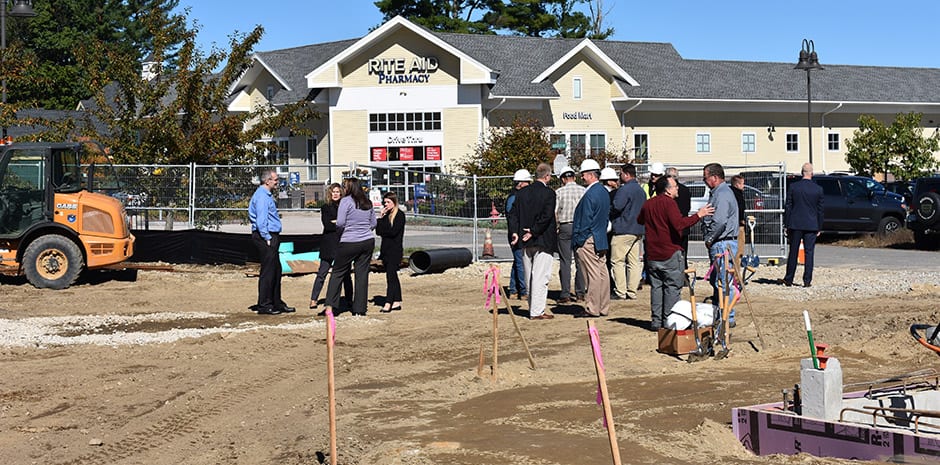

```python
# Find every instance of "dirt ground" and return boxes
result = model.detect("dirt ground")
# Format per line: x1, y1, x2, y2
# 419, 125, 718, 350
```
1, 259, 938, 465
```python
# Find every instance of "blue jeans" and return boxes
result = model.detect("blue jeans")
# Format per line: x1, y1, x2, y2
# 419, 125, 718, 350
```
708, 240, 738, 323
509, 248, 527, 296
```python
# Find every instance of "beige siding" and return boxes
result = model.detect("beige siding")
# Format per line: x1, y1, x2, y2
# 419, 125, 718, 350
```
443, 107, 480, 164
330, 110, 368, 179
308, 63, 340, 86
626, 111, 856, 171
341, 30, 459, 88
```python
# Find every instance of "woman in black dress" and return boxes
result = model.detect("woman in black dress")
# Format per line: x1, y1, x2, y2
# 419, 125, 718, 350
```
376, 191, 405, 312
310, 183, 351, 310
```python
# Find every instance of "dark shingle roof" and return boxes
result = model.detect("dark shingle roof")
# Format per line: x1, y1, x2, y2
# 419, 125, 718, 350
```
255, 39, 358, 105
254, 28, 940, 104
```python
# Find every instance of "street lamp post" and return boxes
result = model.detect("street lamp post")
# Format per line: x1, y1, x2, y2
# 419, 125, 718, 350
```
1, 0, 37, 139
795, 39, 823, 165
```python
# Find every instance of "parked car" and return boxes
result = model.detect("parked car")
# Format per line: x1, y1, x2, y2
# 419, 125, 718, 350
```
857, 176, 906, 207
787, 175, 907, 236
906, 176, 940, 249
686, 181, 783, 243
885, 180, 915, 206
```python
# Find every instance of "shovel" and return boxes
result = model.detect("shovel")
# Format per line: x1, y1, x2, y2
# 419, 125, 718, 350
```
741, 216, 759, 283
685, 268, 710, 362
713, 247, 733, 360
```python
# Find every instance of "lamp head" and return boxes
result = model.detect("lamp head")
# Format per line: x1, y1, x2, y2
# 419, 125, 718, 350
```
10, 1, 37, 17
795, 39, 823, 71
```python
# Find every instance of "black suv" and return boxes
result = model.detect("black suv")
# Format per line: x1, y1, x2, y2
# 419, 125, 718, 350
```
907, 177, 940, 249
787, 175, 907, 235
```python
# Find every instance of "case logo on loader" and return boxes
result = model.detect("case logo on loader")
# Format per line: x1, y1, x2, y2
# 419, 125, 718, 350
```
56, 203, 78, 210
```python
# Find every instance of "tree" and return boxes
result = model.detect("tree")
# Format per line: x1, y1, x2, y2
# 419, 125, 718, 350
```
845, 113, 940, 181
5, 0, 185, 110
374, 0, 614, 38
76, 9, 317, 165
460, 117, 552, 177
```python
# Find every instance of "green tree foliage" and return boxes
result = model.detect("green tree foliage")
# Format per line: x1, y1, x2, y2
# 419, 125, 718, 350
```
76, 9, 317, 165
845, 113, 940, 181
460, 117, 552, 176
4, 0, 184, 110
374, 0, 613, 38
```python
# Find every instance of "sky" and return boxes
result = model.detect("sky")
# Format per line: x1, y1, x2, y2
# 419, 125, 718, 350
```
175, 1, 940, 69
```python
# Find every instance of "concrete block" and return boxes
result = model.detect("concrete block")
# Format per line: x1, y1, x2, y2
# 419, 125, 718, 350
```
800, 357, 843, 421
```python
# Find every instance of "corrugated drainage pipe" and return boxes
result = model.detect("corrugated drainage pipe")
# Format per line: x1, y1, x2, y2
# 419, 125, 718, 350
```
408, 248, 473, 275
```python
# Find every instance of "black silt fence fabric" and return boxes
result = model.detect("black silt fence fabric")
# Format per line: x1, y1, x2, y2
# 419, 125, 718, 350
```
130, 230, 322, 265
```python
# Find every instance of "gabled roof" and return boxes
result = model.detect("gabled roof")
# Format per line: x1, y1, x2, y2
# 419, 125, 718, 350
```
532, 39, 638, 86
304, 15, 495, 88
255, 39, 357, 104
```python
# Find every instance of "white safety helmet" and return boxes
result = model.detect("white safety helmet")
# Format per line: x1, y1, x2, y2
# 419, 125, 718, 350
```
580, 159, 601, 173
649, 162, 665, 176
599, 167, 619, 181
513, 168, 533, 182
557, 165, 575, 177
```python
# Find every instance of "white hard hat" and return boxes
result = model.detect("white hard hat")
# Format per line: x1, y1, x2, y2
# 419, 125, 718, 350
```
600, 167, 618, 181
580, 159, 601, 172
649, 162, 665, 175
513, 168, 533, 182
558, 165, 575, 177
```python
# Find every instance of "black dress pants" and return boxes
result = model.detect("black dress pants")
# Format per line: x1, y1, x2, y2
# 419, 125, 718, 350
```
327, 239, 374, 314
383, 256, 402, 303
253, 231, 284, 311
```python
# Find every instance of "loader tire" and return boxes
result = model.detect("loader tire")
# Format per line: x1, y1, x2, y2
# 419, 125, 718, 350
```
23, 235, 83, 290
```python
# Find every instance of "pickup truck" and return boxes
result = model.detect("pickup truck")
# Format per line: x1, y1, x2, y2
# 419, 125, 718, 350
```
791, 175, 906, 236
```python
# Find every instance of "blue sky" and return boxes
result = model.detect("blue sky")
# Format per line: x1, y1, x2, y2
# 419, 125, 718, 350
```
175, 1, 940, 68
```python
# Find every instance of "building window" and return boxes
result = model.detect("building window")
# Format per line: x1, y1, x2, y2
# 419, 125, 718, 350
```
589, 134, 605, 157
550, 134, 566, 155
369, 112, 441, 132
786, 133, 799, 152
266, 85, 275, 101
633, 133, 649, 163
828, 132, 840, 151
696, 133, 711, 153
306, 137, 318, 181
569, 134, 586, 158
573, 77, 582, 100
742, 133, 756, 153
258, 138, 289, 171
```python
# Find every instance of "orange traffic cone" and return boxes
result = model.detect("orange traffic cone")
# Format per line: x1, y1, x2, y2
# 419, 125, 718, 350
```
797, 240, 805, 265
482, 228, 495, 258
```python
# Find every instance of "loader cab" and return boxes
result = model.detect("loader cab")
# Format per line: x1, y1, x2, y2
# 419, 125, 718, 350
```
0, 143, 83, 237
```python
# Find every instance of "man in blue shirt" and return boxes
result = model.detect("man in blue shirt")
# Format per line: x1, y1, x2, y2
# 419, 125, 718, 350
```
249, 170, 294, 315
701, 162, 738, 326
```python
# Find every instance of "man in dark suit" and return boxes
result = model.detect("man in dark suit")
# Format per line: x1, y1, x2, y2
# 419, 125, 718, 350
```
509, 163, 558, 320
783, 162, 825, 287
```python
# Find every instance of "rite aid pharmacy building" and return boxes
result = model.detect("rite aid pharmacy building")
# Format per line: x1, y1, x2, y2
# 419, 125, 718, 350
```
229, 16, 940, 185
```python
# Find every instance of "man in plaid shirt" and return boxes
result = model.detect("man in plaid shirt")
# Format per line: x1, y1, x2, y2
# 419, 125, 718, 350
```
555, 165, 586, 303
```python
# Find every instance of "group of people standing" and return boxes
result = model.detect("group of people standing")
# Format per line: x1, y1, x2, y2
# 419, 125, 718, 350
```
249, 170, 406, 316
506, 160, 750, 330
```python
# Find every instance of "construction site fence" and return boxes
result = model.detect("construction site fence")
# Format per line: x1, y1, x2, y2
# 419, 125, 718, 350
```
108, 162, 789, 262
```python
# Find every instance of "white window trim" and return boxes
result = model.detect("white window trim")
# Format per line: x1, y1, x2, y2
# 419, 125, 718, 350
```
306, 137, 318, 181
785, 132, 800, 153
572, 76, 583, 100
633, 132, 650, 160
695, 132, 711, 154
827, 131, 841, 151
258, 137, 290, 173
741, 132, 757, 153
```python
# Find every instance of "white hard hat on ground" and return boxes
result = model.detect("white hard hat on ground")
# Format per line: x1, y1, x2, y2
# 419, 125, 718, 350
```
580, 159, 601, 172
600, 167, 618, 181
649, 162, 665, 175
513, 169, 533, 182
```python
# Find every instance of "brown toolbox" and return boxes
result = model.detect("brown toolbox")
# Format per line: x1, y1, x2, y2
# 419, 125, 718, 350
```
657, 327, 713, 355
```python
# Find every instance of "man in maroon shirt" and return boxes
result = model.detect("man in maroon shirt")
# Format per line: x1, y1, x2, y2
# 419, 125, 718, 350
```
637, 175, 714, 330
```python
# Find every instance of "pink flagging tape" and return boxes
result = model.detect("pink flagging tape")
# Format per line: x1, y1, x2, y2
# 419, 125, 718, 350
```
589, 326, 608, 428
483, 266, 501, 309
326, 308, 336, 347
